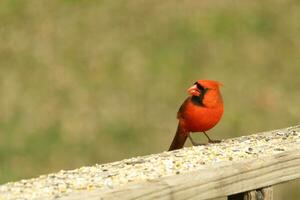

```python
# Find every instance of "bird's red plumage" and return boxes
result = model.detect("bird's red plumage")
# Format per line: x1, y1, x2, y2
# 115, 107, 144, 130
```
168, 80, 224, 151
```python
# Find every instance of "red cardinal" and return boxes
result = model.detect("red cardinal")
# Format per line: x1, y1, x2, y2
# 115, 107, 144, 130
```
168, 80, 224, 151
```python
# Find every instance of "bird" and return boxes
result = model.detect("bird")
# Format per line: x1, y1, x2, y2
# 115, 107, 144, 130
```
168, 80, 224, 151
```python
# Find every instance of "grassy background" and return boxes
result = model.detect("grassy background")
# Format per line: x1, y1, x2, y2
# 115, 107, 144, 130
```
0, 0, 300, 199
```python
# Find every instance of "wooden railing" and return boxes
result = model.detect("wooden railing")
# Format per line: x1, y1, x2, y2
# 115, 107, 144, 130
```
1, 125, 300, 200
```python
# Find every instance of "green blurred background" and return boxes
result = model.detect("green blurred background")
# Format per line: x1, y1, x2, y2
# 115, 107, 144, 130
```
0, 0, 300, 199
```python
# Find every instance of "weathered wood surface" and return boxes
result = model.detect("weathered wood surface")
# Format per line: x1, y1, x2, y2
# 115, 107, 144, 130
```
262, 187, 273, 200
228, 186, 273, 200
0, 125, 300, 200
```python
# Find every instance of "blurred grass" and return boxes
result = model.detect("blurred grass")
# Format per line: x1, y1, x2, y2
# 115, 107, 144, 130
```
1, 0, 300, 198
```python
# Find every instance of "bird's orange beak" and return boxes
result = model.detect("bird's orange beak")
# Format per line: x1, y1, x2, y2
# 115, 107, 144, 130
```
187, 84, 200, 96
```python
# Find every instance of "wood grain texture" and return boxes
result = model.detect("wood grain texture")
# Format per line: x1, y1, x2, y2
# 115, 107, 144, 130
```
61, 150, 300, 200
1, 126, 300, 200
228, 187, 273, 200
60, 126, 300, 200
262, 187, 273, 200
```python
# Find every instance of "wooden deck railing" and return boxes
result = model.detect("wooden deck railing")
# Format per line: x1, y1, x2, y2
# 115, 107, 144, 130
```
1, 125, 300, 200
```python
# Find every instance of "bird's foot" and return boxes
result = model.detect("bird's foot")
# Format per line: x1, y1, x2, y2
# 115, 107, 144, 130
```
208, 139, 221, 143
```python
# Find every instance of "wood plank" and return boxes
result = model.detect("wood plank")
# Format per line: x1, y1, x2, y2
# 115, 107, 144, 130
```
262, 187, 273, 200
0, 125, 299, 200
61, 149, 300, 200
228, 187, 273, 200
60, 126, 300, 200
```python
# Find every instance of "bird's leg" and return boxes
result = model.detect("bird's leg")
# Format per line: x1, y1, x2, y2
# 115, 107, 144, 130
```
188, 133, 205, 146
203, 132, 221, 143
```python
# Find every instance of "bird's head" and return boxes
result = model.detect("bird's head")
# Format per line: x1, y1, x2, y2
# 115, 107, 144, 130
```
187, 80, 223, 96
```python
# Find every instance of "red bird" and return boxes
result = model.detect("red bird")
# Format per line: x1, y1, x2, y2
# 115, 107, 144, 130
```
169, 80, 224, 151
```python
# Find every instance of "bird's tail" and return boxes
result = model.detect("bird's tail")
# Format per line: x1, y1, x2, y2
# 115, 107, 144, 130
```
168, 124, 188, 151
